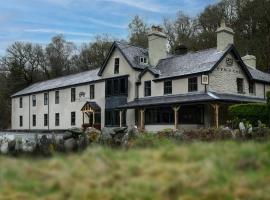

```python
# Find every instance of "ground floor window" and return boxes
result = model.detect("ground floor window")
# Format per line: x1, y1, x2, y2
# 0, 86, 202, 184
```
144, 105, 204, 125
145, 107, 174, 124
32, 115, 36, 127
19, 116, 23, 127
71, 112, 76, 126
179, 105, 204, 124
55, 113, 60, 126
44, 114, 48, 126
105, 109, 126, 127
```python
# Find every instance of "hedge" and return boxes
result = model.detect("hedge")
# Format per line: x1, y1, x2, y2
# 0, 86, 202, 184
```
228, 103, 268, 125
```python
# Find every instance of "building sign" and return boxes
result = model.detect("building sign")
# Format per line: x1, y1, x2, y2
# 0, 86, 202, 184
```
201, 75, 209, 85
216, 66, 241, 74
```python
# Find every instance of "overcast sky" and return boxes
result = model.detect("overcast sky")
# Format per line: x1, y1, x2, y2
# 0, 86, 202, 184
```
0, 0, 217, 55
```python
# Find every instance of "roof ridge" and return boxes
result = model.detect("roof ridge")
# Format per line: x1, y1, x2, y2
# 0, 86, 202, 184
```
32, 68, 100, 85
115, 41, 148, 51
158, 47, 218, 62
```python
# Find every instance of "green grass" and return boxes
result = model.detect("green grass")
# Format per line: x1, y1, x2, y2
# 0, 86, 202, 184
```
0, 140, 270, 200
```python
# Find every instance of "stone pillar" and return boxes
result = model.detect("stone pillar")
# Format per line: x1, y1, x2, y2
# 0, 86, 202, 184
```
173, 106, 180, 130
119, 110, 122, 128
140, 108, 145, 131
211, 104, 220, 128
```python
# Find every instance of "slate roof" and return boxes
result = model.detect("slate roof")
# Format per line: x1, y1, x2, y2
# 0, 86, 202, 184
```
247, 66, 270, 83
118, 92, 265, 109
154, 48, 224, 79
116, 42, 150, 70
12, 68, 101, 97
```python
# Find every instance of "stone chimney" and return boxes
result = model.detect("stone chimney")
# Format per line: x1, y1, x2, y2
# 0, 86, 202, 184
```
242, 54, 256, 69
148, 25, 167, 66
216, 20, 234, 51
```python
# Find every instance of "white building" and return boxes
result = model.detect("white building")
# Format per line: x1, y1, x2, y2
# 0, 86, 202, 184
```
11, 23, 270, 132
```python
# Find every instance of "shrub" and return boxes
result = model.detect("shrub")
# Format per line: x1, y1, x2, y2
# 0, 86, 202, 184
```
228, 103, 268, 125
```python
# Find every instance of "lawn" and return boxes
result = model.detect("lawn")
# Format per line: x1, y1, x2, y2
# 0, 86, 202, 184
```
0, 140, 270, 200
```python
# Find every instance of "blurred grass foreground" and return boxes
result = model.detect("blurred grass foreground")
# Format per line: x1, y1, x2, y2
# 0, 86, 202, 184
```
0, 136, 270, 200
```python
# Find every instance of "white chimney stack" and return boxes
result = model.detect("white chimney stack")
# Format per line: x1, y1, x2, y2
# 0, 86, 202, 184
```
216, 20, 234, 51
242, 54, 256, 69
148, 26, 167, 66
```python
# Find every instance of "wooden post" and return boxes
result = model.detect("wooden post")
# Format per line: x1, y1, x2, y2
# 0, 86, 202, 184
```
173, 106, 180, 130
119, 110, 122, 128
82, 112, 85, 125
92, 111, 95, 127
211, 104, 220, 128
140, 108, 145, 131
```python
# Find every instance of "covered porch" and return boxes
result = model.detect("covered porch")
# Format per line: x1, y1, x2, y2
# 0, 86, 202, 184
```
81, 101, 101, 130
118, 92, 265, 131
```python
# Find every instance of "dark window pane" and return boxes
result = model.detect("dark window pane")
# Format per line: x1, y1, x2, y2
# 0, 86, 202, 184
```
164, 81, 172, 95
32, 115, 36, 127
44, 114, 48, 126
55, 91, 59, 104
19, 116, 23, 127
19, 97, 23, 108
178, 105, 204, 124
71, 88, 76, 102
144, 81, 151, 96
188, 77, 198, 92
249, 82, 255, 94
114, 58, 119, 74
44, 93, 48, 105
55, 113, 60, 126
90, 85, 95, 99
145, 107, 174, 124
237, 78, 244, 93
71, 112, 76, 126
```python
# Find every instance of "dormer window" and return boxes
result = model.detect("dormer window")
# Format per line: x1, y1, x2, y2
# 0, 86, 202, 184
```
140, 57, 148, 65
114, 58, 119, 74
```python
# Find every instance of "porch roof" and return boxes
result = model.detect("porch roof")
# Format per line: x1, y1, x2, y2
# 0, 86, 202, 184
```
118, 92, 265, 109
81, 101, 101, 112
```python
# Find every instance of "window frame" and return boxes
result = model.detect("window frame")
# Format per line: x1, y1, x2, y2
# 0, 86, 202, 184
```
71, 88, 76, 102
32, 114, 36, 127
32, 95, 36, 107
90, 84, 95, 99
71, 112, 76, 126
114, 58, 119, 74
144, 81, 151, 97
249, 82, 255, 94
188, 77, 198, 92
55, 91, 59, 104
237, 78, 244, 94
44, 114, 48, 126
164, 80, 172, 95
105, 77, 128, 97
44, 93, 48, 105
19, 97, 23, 108
55, 113, 60, 126
19, 116, 23, 127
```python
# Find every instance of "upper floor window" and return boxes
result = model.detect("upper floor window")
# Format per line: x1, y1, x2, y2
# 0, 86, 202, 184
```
188, 77, 198, 92
55, 91, 59, 104
71, 88, 76, 102
144, 81, 151, 97
44, 114, 48, 126
19, 116, 23, 127
71, 112, 76, 126
114, 58, 119, 74
44, 93, 48, 105
237, 78, 244, 93
249, 82, 255, 94
32, 115, 36, 127
19, 97, 23, 108
164, 81, 172, 95
32, 95, 36, 107
140, 57, 148, 65
90, 84, 95, 99
55, 113, 60, 126
105, 77, 128, 97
